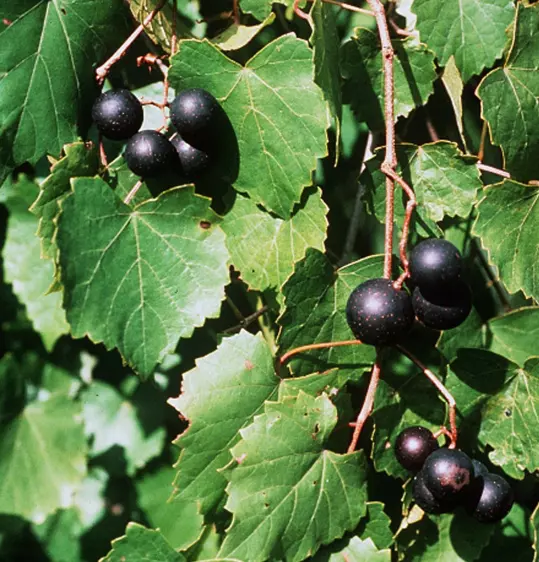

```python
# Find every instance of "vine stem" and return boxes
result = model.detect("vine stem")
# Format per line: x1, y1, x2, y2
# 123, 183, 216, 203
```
476, 162, 511, 179
347, 356, 381, 453
396, 345, 457, 448
124, 180, 143, 205
233, 0, 240, 24
95, 0, 167, 85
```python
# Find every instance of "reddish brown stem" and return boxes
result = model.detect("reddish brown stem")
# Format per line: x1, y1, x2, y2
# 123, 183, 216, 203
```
347, 358, 381, 453
95, 0, 167, 85
98, 135, 108, 168
293, 0, 310, 19
306, 0, 374, 15
478, 121, 488, 162
396, 345, 457, 448
476, 162, 511, 179
278, 340, 363, 377
233, 0, 240, 24
124, 179, 143, 205
366, 0, 396, 280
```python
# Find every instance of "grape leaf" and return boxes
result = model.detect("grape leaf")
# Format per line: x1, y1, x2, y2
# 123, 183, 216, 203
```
397, 510, 494, 561
240, 0, 290, 21
30, 141, 99, 261
81, 380, 167, 475
477, 4, 539, 182
219, 392, 368, 562
0, 1, 41, 21
213, 13, 276, 51
341, 29, 436, 132
136, 466, 203, 550
533, 504, 539, 562
0, 393, 87, 524
278, 249, 380, 378
169, 35, 330, 218
358, 502, 394, 551
329, 537, 391, 562
0, 0, 125, 184
168, 330, 279, 514
487, 307, 539, 366
2, 176, 69, 351
473, 180, 539, 302
442, 57, 468, 150
57, 177, 229, 377
310, 0, 342, 152
412, 0, 515, 82
221, 188, 327, 296
437, 306, 484, 362
448, 350, 539, 479
0, 355, 26, 423
100, 523, 185, 562
363, 142, 482, 232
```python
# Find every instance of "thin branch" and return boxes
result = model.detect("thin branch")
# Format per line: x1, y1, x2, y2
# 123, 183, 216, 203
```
476, 162, 511, 179
478, 120, 488, 162
233, 0, 240, 24
306, 0, 375, 16
98, 135, 108, 168
223, 306, 270, 335
226, 295, 245, 322
292, 0, 310, 19
347, 357, 381, 452
124, 179, 143, 205
366, 0, 396, 280
396, 345, 457, 448
95, 0, 167, 85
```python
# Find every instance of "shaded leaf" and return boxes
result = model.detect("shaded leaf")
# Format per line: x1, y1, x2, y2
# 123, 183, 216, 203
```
442, 57, 468, 150
169, 35, 329, 218
222, 188, 327, 296
342, 28, 436, 132
437, 306, 484, 363
473, 180, 539, 302
57, 178, 229, 377
168, 331, 279, 514
100, 523, 185, 562
219, 392, 368, 562
477, 4, 539, 182
0, 0, 125, 183
413, 0, 515, 82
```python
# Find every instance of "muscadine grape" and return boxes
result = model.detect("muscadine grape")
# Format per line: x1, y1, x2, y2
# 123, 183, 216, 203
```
409, 239, 462, 291
395, 426, 439, 472
170, 135, 211, 180
346, 278, 414, 346
412, 469, 457, 514
422, 448, 474, 501
124, 130, 177, 177
92, 89, 143, 140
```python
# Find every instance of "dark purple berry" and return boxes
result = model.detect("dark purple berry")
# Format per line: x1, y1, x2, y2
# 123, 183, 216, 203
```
346, 278, 414, 346
412, 282, 472, 330
422, 448, 474, 501
92, 89, 143, 140
412, 469, 457, 514
124, 131, 177, 177
409, 239, 462, 290
170, 88, 220, 147
395, 426, 439, 472
472, 460, 489, 478
170, 135, 211, 180
469, 473, 514, 523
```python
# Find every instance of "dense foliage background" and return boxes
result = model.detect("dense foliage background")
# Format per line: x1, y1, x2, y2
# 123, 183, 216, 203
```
0, 0, 538, 560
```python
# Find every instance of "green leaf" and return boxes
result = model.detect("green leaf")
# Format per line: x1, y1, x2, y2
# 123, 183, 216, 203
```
310, 0, 342, 152
412, 0, 515, 82
441, 57, 468, 150
277, 249, 380, 378
533, 504, 539, 562
222, 188, 327, 296
0, 393, 87, 523
136, 466, 203, 550
358, 502, 394, 551
168, 330, 279, 514
0, 355, 26, 423
213, 13, 276, 51
2, 176, 69, 351
219, 392, 368, 562
169, 35, 329, 218
437, 306, 484, 363
30, 142, 99, 261
473, 180, 539, 302
342, 29, 436, 132
477, 4, 539, 182
487, 307, 539, 366
397, 510, 494, 561
363, 142, 482, 233
82, 380, 166, 475
329, 537, 391, 562
0, 1, 41, 21
240, 0, 289, 21
100, 523, 185, 562
0, 0, 125, 183
57, 178, 229, 377
448, 350, 539, 479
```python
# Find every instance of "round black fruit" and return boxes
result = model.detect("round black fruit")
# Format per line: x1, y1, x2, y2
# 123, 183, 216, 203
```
409, 239, 462, 291
422, 448, 474, 501
469, 473, 514, 523
412, 470, 457, 514
413, 282, 472, 331
170, 135, 211, 180
92, 89, 143, 140
124, 131, 177, 177
170, 88, 220, 146
395, 426, 439, 472
472, 459, 489, 478
346, 278, 414, 346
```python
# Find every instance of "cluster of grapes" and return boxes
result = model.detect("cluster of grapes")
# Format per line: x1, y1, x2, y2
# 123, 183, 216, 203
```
395, 426, 514, 523
91, 87, 222, 181
346, 238, 472, 345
